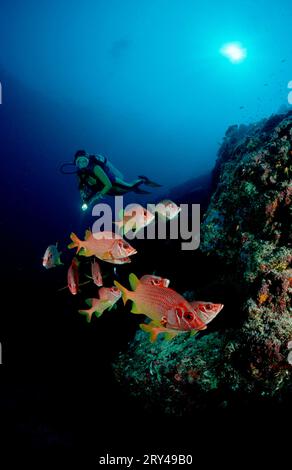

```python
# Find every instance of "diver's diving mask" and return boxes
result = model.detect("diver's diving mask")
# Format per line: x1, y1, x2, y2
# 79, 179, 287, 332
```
76, 155, 89, 169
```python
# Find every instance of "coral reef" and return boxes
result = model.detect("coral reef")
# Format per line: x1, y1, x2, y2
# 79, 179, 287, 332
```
113, 110, 292, 415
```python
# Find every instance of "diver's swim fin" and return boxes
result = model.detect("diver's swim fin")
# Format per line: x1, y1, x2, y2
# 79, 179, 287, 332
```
134, 187, 151, 194
132, 180, 151, 194
138, 176, 162, 188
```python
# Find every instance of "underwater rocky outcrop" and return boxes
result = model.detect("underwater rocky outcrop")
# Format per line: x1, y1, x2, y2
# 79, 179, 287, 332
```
113, 110, 292, 415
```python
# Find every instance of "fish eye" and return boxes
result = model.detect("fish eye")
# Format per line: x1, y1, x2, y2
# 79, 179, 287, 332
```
184, 312, 194, 321
206, 304, 212, 309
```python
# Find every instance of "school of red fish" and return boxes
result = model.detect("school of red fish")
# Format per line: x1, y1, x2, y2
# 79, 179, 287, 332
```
42, 202, 224, 342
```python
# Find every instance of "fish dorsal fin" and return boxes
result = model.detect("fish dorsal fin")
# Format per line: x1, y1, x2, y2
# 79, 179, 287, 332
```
129, 273, 139, 291
85, 229, 92, 240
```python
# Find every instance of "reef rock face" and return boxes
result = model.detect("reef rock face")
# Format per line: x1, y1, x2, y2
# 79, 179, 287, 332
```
113, 111, 292, 415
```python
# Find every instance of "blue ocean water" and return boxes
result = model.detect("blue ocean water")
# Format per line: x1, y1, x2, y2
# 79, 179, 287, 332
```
0, 0, 291, 460
1, 0, 292, 207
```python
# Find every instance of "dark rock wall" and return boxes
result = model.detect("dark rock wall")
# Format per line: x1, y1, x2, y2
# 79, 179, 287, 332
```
113, 111, 292, 415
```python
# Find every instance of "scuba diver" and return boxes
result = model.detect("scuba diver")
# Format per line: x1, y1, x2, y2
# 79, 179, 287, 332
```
61, 150, 161, 211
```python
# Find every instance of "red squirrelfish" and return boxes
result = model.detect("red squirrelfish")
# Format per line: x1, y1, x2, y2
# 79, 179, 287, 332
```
155, 199, 181, 220
89, 259, 103, 287
67, 257, 79, 295
190, 300, 224, 325
140, 274, 170, 288
114, 274, 206, 339
98, 286, 122, 303
78, 286, 122, 322
109, 238, 137, 260
138, 277, 223, 325
115, 205, 155, 235
42, 243, 63, 269
68, 230, 136, 261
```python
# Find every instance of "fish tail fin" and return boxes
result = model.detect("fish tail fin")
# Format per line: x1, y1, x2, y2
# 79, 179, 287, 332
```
68, 232, 82, 252
114, 281, 131, 305
78, 308, 93, 323
129, 273, 139, 290
138, 176, 162, 188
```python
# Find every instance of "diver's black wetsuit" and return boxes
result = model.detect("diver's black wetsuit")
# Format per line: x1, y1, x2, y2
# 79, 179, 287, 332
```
77, 154, 159, 204
77, 156, 104, 203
